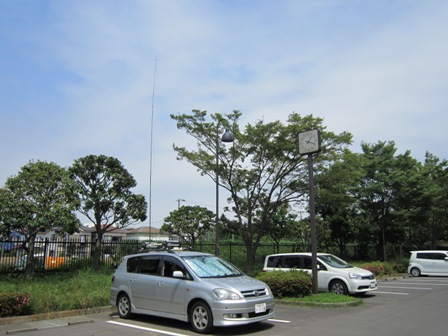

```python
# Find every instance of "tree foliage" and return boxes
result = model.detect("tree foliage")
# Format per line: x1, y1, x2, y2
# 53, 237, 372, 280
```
161, 205, 214, 249
356, 141, 420, 260
0, 161, 80, 275
264, 203, 298, 253
412, 153, 448, 248
171, 110, 352, 271
69, 154, 147, 271
316, 150, 364, 258
315, 140, 448, 261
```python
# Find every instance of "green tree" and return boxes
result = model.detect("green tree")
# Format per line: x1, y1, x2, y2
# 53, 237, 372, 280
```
265, 203, 298, 253
0, 188, 15, 237
316, 150, 363, 258
290, 217, 312, 250
357, 141, 419, 260
411, 153, 448, 249
69, 155, 147, 271
171, 110, 351, 272
1, 161, 80, 275
161, 205, 214, 249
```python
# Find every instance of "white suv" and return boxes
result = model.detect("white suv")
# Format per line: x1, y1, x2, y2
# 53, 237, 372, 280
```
263, 252, 377, 295
408, 250, 448, 277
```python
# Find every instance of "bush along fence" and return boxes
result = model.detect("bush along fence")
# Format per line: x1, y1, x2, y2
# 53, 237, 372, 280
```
0, 293, 33, 317
0, 237, 407, 275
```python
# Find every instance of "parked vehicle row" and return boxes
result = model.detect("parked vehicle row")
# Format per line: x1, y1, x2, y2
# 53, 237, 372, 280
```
109, 244, 448, 334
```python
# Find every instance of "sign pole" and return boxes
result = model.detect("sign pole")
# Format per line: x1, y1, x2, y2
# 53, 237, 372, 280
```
307, 153, 318, 294
298, 129, 321, 295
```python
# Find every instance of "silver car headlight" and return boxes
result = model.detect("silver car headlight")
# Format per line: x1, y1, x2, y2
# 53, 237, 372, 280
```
348, 272, 363, 280
213, 288, 242, 300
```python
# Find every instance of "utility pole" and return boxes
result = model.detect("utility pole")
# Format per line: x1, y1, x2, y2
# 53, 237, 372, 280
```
177, 198, 185, 208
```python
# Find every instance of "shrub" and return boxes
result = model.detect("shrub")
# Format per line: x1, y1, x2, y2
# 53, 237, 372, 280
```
351, 259, 410, 277
360, 261, 391, 276
390, 258, 409, 273
256, 270, 312, 298
0, 293, 33, 317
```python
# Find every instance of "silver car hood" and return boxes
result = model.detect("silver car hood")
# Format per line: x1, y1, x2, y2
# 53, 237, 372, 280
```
205, 275, 267, 291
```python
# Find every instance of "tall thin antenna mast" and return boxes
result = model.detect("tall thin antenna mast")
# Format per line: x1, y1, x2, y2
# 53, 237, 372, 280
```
149, 58, 157, 240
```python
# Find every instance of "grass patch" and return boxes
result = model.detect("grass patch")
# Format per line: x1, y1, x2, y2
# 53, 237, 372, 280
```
0, 269, 113, 315
277, 292, 363, 306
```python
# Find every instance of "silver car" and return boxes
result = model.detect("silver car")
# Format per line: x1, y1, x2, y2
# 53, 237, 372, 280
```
110, 250, 275, 333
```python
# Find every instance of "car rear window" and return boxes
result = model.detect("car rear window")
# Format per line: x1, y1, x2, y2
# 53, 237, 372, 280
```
126, 256, 160, 275
137, 258, 160, 275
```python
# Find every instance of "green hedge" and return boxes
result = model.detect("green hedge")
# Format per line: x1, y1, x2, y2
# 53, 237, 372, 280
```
256, 270, 312, 298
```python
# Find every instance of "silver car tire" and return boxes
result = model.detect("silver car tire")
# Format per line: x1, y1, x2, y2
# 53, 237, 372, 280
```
410, 267, 421, 277
330, 280, 348, 295
190, 301, 213, 334
117, 293, 132, 319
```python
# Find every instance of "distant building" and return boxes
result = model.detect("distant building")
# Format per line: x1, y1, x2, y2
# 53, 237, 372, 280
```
3, 225, 177, 245
124, 226, 174, 242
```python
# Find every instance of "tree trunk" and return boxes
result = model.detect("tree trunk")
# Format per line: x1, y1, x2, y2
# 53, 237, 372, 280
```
245, 245, 257, 275
92, 236, 102, 272
25, 235, 38, 277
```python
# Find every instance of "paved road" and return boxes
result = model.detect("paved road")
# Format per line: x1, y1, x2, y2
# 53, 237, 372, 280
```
2, 276, 448, 336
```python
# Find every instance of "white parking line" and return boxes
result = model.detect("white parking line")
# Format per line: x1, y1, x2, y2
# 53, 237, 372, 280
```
396, 282, 448, 286
374, 291, 409, 295
107, 320, 189, 336
379, 286, 432, 290
268, 318, 291, 323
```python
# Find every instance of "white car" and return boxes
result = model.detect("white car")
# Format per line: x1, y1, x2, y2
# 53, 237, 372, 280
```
263, 252, 377, 295
408, 250, 448, 277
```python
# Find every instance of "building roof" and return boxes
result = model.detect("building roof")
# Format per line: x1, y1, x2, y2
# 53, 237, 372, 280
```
126, 226, 160, 234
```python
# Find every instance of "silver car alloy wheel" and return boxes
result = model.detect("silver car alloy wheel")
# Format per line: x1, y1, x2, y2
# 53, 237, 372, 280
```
190, 301, 213, 333
118, 294, 131, 318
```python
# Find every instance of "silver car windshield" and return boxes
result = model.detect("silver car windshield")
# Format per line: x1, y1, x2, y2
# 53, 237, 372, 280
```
182, 255, 244, 278
319, 254, 353, 268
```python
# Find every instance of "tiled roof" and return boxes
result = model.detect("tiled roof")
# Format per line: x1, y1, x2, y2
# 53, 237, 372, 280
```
126, 226, 160, 234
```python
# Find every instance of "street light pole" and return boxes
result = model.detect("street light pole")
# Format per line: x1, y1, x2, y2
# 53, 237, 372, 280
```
177, 198, 185, 208
215, 126, 234, 257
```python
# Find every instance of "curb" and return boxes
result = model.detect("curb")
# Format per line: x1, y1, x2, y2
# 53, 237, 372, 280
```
0, 306, 116, 326
276, 298, 363, 308
377, 274, 412, 281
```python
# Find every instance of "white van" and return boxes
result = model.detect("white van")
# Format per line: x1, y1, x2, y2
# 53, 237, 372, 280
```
408, 250, 448, 277
263, 252, 377, 295
111, 250, 275, 334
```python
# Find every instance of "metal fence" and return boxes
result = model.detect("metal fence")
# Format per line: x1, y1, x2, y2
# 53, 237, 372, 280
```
0, 238, 141, 274
0, 237, 381, 275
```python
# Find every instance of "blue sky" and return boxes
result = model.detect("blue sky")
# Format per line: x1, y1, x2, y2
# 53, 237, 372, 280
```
1, 1, 447, 228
